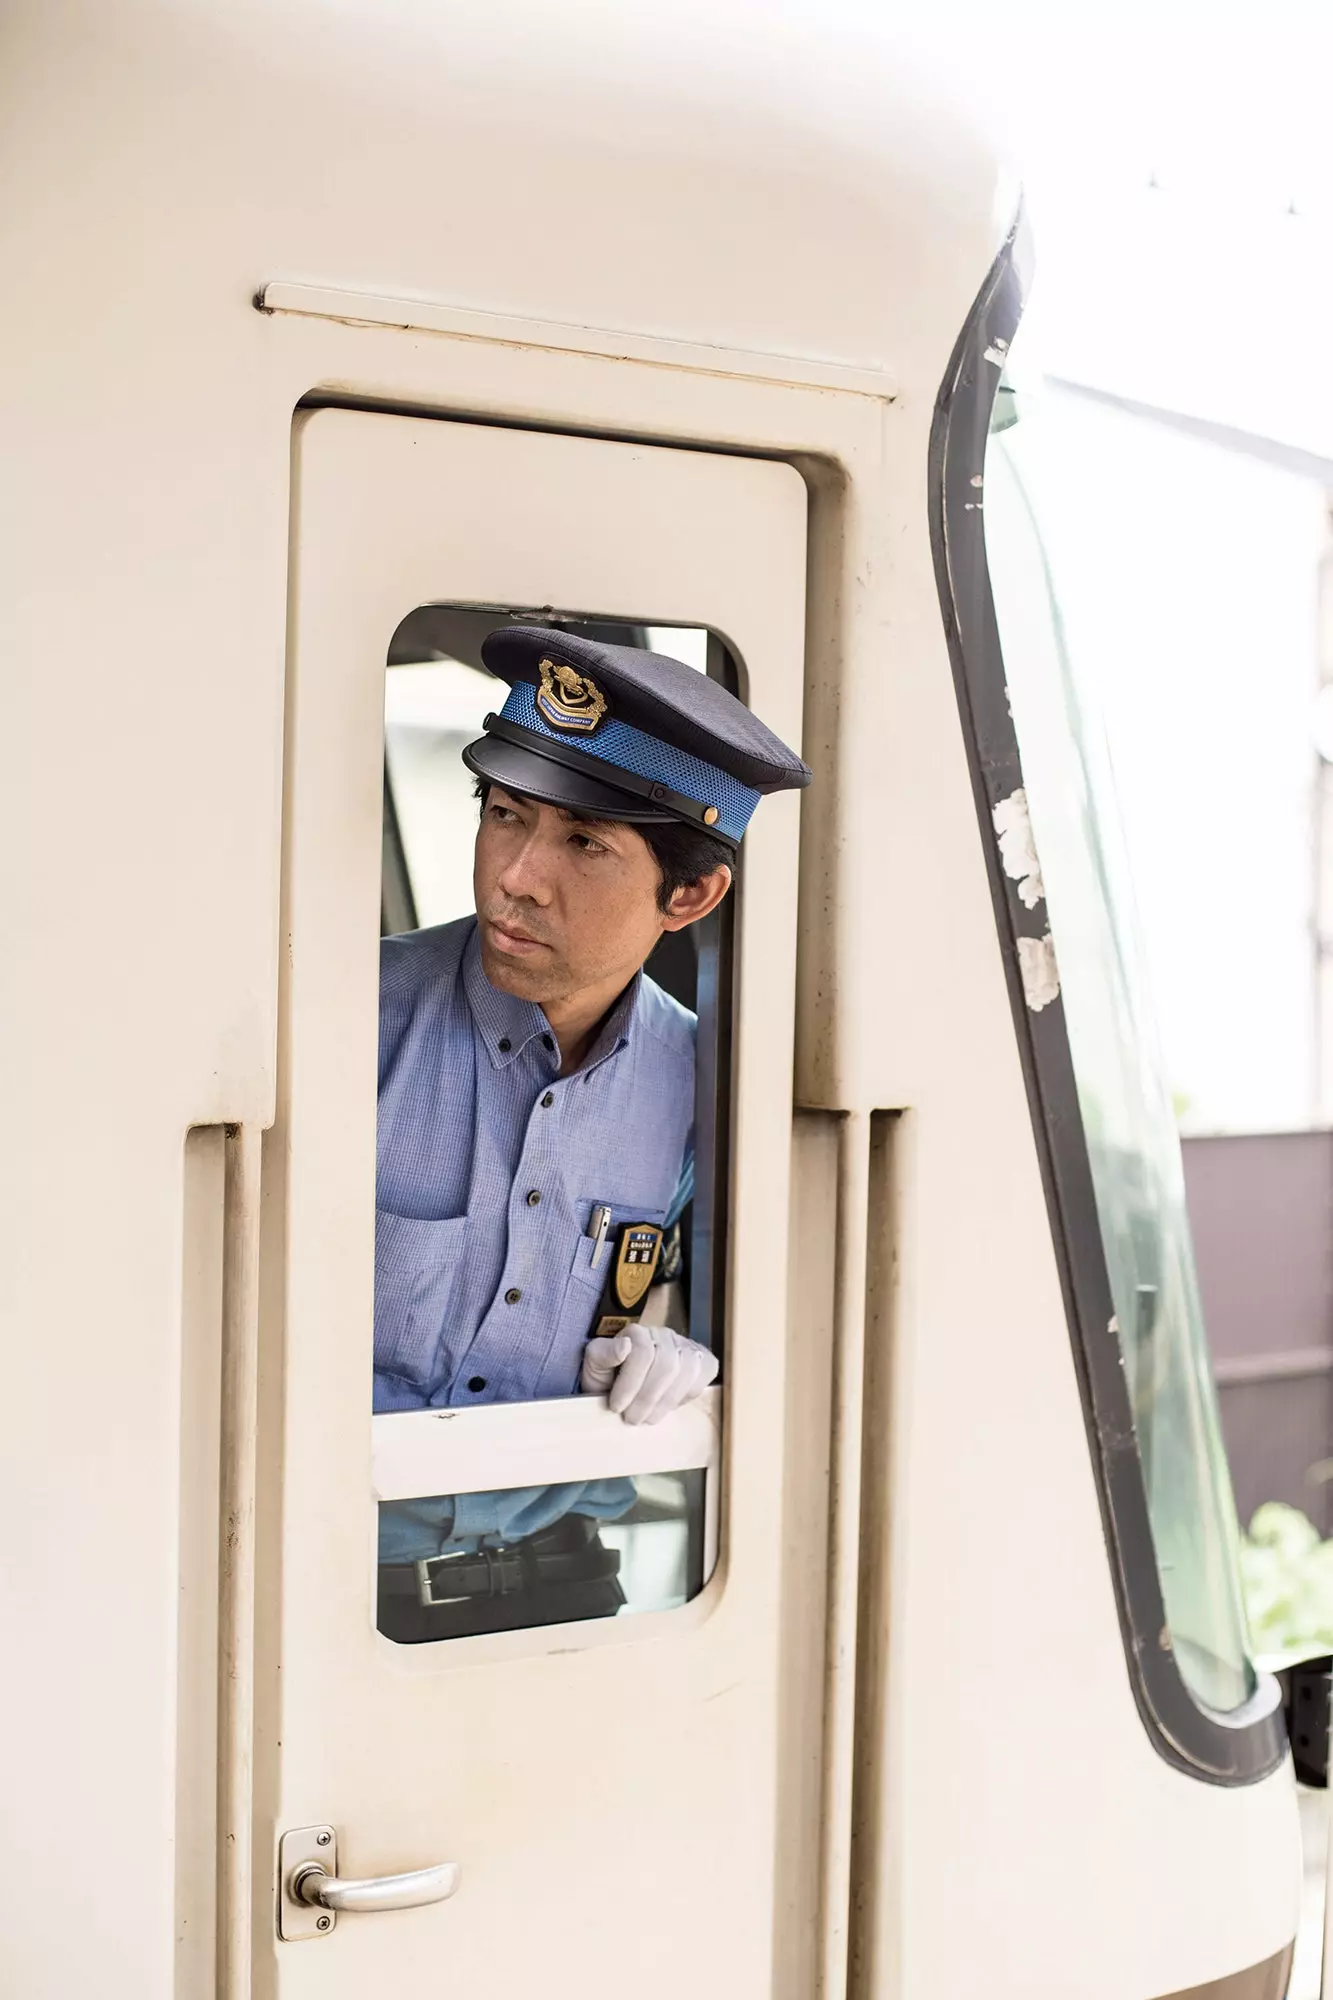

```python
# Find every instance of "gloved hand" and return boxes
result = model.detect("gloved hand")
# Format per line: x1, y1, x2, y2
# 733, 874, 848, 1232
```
580, 1323, 719, 1426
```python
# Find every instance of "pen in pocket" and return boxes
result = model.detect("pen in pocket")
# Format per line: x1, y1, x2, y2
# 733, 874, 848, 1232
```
589, 1204, 613, 1270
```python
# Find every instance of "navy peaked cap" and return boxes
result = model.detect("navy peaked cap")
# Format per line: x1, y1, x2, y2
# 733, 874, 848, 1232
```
465, 625, 810, 850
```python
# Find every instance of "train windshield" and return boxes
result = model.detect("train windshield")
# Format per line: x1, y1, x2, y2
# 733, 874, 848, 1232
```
983, 316, 1255, 1715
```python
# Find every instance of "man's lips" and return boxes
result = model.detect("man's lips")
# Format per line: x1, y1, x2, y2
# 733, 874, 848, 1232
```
486, 918, 552, 956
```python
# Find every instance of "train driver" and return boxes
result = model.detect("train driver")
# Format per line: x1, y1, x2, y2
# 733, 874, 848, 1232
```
374, 626, 809, 1640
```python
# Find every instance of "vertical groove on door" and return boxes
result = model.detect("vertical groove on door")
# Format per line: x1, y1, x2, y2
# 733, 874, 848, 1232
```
847, 1111, 902, 2000
817, 1110, 873, 2000
216, 1124, 263, 2000
773, 1110, 842, 2000
175, 1128, 226, 1999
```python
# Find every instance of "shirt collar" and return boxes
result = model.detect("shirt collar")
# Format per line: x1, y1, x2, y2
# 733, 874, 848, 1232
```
462, 919, 642, 1074
580, 975, 641, 1075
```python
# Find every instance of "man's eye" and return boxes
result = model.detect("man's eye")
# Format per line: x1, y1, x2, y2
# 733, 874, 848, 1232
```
571, 833, 607, 855
488, 804, 517, 823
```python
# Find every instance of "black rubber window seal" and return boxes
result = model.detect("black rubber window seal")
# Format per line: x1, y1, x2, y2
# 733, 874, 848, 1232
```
928, 212, 1286, 1786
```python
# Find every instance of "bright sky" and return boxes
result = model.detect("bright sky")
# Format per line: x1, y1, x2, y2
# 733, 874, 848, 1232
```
998, 1, 1333, 206
958, 2, 1333, 1130
976, 0, 1333, 450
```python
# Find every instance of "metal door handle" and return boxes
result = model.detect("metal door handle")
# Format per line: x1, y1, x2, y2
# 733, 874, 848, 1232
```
291, 1858, 460, 1914
277, 1826, 460, 1939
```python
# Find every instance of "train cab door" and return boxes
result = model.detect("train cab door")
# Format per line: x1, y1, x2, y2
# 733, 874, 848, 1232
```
254, 408, 813, 1998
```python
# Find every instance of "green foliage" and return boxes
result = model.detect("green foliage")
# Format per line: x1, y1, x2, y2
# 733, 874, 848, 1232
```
1240, 1502, 1333, 1661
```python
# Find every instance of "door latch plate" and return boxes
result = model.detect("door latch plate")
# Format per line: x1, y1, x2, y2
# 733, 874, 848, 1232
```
278, 1824, 339, 1941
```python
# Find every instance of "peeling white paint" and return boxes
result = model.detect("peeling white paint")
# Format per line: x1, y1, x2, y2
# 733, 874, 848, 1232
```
969, 474, 983, 489
1017, 933, 1060, 1011
1109, 1316, 1120, 1337
992, 788, 1046, 908
983, 343, 1007, 367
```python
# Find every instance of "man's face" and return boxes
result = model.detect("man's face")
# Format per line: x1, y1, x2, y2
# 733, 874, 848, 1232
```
473, 786, 673, 1009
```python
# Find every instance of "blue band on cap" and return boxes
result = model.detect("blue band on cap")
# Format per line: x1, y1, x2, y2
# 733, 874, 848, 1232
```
497, 681, 761, 842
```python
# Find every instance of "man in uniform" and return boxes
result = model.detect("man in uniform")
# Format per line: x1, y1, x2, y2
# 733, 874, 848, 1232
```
375, 625, 809, 1640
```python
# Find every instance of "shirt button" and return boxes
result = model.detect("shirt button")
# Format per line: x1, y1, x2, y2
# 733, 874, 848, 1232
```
498, 1038, 511, 1053
542, 1033, 555, 1052
540, 1091, 554, 1108
467, 1375, 487, 1393
505, 1287, 522, 1305
526, 1189, 541, 1206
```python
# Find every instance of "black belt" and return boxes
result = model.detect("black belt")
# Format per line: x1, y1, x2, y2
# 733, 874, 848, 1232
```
381, 1516, 620, 1610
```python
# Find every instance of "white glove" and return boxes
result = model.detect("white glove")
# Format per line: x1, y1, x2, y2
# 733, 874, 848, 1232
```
580, 1323, 719, 1426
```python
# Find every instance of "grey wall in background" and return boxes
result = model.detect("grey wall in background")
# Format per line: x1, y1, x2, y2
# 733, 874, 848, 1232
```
1183, 1131, 1333, 1534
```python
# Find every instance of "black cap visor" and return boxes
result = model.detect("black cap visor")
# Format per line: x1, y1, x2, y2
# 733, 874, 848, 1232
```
462, 733, 680, 829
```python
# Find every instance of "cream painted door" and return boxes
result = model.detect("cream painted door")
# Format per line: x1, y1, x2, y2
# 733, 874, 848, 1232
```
258, 408, 809, 1998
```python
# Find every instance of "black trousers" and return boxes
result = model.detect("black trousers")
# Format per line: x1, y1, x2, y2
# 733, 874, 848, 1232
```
377, 1516, 625, 1645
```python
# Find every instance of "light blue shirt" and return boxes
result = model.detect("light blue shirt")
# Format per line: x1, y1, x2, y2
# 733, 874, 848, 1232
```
375, 916, 696, 1561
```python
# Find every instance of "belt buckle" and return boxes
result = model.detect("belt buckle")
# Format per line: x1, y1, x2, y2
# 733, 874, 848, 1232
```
415, 1546, 519, 1608
415, 1555, 471, 1608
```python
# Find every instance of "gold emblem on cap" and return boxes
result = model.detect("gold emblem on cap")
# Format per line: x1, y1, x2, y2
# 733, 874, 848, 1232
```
703, 806, 719, 825
536, 657, 608, 734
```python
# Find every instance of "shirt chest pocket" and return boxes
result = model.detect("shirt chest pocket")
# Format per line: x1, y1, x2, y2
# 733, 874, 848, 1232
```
528, 1200, 671, 1401
374, 1211, 469, 1387
565, 1200, 670, 1294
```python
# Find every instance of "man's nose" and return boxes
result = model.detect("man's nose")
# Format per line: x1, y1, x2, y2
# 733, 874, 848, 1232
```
496, 829, 554, 904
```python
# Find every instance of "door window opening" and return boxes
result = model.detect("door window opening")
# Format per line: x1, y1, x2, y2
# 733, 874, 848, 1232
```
374, 607, 739, 1642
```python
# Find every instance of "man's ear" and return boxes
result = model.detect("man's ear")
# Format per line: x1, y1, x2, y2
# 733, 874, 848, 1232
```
660, 866, 732, 933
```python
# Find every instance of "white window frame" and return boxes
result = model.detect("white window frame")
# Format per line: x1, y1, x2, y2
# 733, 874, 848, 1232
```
372, 1386, 722, 1583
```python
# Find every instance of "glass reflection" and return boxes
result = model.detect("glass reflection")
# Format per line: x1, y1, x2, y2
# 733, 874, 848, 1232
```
983, 322, 1255, 1713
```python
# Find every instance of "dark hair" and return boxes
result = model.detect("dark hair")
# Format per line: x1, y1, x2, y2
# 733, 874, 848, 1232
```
474, 779, 733, 912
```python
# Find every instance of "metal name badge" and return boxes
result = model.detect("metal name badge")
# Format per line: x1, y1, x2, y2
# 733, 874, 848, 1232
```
591, 1222, 663, 1340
